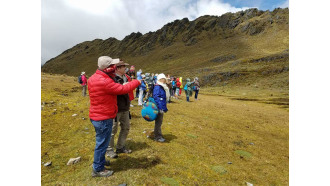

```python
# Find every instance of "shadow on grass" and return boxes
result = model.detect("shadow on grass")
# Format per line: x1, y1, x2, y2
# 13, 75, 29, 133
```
111, 156, 162, 172
146, 133, 178, 143
163, 134, 178, 143
126, 141, 151, 152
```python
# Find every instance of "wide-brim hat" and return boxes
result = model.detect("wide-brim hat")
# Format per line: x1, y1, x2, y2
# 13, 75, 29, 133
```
116, 60, 130, 67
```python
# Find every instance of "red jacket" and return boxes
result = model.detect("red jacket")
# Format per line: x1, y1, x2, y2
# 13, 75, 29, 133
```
88, 70, 141, 121
81, 75, 87, 86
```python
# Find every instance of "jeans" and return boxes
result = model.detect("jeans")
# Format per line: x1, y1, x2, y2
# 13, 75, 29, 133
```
194, 89, 199, 99
90, 118, 113, 172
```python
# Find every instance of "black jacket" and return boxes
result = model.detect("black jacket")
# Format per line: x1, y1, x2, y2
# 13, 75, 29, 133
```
114, 75, 130, 112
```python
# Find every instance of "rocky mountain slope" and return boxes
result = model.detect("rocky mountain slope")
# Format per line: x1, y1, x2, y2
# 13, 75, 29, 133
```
41, 8, 288, 90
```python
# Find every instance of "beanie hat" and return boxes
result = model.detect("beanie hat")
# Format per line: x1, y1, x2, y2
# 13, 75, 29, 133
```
157, 73, 166, 81
98, 56, 113, 70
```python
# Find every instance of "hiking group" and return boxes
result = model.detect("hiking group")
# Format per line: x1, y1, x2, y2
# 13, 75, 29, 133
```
78, 56, 201, 177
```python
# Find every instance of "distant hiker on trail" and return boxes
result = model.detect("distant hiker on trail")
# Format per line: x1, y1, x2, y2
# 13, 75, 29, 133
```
171, 77, 176, 98
136, 69, 142, 98
165, 76, 172, 103
193, 77, 200, 100
184, 78, 193, 102
138, 74, 147, 106
127, 65, 136, 79
179, 77, 183, 96
153, 73, 158, 84
175, 77, 181, 99
153, 73, 170, 142
106, 60, 134, 159
87, 56, 141, 177
81, 72, 87, 97
145, 73, 154, 99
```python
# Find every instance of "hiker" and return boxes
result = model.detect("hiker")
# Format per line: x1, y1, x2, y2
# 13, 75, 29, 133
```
136, 69, 142, 98
165, 76, 172, 103
138, 74, 146, 106
153, 74, 158, 84
179, 77, 183, 96
153, 73, 170, 142
88, 56, 141, 177
145, 73, 154, 99
106, 60, 134, 159
184, 78, 193, 102
171, 77, 176, 98
193, 77, 200, 100
175, 77, 181, 99
127, 65, 136, 79
81, 72, 87, 97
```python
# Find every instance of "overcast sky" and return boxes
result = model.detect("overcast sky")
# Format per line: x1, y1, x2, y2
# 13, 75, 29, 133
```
41, 0, 289, 65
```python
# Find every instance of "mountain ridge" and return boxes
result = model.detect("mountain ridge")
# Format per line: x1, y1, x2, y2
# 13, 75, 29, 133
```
42, 8, 288, 89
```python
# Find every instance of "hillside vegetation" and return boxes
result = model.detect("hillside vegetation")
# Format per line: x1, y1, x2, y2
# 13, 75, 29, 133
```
41, 73, 288, 185
41, 8, 289, 96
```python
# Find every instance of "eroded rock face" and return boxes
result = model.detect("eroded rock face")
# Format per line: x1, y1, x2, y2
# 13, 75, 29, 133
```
41, 8, 289, 76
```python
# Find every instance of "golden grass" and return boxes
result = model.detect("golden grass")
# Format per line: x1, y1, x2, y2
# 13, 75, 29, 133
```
41, 73, 288, 185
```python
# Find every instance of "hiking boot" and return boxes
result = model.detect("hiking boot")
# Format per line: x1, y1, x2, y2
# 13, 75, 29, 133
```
116, 147, 132, 154
92, 169, 114, 177
155, 137, 166, 143
104, 160, 111, 166
106, 150, 118, 159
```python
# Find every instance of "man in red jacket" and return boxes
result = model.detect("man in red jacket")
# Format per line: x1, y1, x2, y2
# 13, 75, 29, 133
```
88, 56, 141, 177
106, 60, 134, 159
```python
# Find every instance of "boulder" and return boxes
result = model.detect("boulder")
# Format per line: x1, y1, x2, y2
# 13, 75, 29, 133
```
67, 157, 81, 165
44, 162, 52, 167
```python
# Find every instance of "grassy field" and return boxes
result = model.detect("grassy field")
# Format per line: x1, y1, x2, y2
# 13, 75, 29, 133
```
41, 73, 288, 185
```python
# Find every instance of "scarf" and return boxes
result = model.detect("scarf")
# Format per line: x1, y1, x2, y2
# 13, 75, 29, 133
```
157, 80, 170, 102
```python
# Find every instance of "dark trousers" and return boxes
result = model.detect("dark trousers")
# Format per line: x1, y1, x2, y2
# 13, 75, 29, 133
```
154, 112, 164, 139
194, 90, 199, 99
136, 88, 140, 98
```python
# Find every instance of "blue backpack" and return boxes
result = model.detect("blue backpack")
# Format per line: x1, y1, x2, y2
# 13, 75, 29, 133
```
184, 84, 188, 91
141, 97, 159, 121
78, 75, 83, 84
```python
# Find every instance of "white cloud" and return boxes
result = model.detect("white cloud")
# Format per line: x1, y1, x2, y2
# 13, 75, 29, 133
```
278, 0, 289, 8
41, 0, 252, 65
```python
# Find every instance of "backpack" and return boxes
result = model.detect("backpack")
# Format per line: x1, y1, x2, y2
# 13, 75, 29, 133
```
184, 84, 188, 91
78, 75, 83, 84
141, 97, 159, 121
172, 80, 176, 88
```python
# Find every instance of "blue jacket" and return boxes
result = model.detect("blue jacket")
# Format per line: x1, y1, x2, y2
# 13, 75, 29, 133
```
153, 84, 168, 112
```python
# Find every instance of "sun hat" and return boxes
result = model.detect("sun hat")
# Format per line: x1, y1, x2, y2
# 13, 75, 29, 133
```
157, 73, 166, 81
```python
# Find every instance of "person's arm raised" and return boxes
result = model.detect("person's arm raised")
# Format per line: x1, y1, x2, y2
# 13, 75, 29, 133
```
105, 78, 141, 95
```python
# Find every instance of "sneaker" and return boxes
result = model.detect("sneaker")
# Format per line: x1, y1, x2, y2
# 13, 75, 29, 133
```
106, 150, 118, 159
155, 137, 166, 143
116, 147, 132, 154
92, 169, 114, 177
